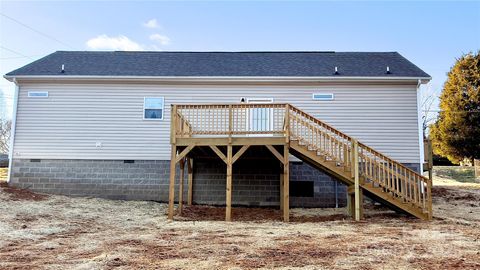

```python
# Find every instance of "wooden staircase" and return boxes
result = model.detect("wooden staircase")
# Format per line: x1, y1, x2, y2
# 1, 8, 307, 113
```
170, 103, 433, 221
287, 105, 432, 220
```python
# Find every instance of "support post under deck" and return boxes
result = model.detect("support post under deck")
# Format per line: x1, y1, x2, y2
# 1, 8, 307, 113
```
178, 158, 185, 215
280, 172, 284, 211
187, 158, 193, 206
226, 145, 233, 221
283, 144, 290, 222
168, 144, 177, 220
351, 139, 364, 221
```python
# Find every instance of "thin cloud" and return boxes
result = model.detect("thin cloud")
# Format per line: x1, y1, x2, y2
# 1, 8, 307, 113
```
86, 35, 144, 51
149, 34, 171, 45
143, 19, 160, 29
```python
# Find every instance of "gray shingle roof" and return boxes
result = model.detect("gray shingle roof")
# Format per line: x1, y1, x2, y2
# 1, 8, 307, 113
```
5, 51, 430, 78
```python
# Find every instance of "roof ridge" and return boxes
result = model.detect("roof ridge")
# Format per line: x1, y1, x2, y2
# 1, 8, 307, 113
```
53, 51, 399, 54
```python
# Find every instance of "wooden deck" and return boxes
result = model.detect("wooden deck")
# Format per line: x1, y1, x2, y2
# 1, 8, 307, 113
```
168, 103, 432, 222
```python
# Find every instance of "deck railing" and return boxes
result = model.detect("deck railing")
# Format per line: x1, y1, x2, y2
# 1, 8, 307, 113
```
173, 103, 287, 137
172, 103, 432, 218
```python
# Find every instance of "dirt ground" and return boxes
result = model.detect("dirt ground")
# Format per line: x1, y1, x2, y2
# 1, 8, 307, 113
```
0, 171, 479, 270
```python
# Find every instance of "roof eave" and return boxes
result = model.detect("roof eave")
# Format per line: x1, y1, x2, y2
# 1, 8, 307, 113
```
3, 75, 432, 84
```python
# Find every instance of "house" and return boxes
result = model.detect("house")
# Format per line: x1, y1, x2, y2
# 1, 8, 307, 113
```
4, 51, 432, 221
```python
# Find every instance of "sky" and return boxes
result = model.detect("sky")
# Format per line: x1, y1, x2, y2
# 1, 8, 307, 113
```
0, 0, 479, 119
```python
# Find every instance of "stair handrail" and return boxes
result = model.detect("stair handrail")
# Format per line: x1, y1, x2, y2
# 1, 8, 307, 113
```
357, 141, 428, 180
288, 104, 351, 140
287, 104, 429, 180
287, 104, 431, 217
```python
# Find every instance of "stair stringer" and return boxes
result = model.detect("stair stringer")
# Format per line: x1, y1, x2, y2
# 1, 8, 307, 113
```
289, 140, 429, 220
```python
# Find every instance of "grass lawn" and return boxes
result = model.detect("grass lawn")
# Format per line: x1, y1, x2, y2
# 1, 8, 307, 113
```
433, 166, 478, 183
0, 167, 479, 269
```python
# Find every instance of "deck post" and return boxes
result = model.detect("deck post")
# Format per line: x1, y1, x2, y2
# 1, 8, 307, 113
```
168, 144, 177, 220
352, 139, 363, 221
427, 176, 433, 220
347, 186, 354, 217
284, 104, 290, 143
171, 105, 177, 144
226, 144, 233, 221
347, 185, 363, 219
187, 158, 193, 206
279, 172, 284, 210
426, 140, 433, 219
228, 104, 233, 144
283, 144, 289, 222
178, 158, 185, 215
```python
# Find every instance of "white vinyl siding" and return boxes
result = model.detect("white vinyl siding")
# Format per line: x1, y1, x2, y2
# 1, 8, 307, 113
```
13, 82, 421, 163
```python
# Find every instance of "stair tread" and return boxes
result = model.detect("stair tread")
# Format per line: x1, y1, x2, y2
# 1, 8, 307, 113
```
289, 133, 431, 220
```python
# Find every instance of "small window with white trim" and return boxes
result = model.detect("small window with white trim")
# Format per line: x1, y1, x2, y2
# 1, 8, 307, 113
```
312, 93, 334, 101
143, 97, 164, 120
28, 91, 48, 98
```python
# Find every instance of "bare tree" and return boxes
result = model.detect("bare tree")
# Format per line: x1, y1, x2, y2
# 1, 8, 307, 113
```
421, 87, 438, 139
0, 119, 11, 154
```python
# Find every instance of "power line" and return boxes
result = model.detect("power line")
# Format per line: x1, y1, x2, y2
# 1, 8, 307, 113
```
0, 55, 41, 60
0, 45, 33, 59
0, 13, 76, 49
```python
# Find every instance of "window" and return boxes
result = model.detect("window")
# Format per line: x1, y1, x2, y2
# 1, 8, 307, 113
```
144, 97, 164, 120
312, 93, 334, 101
28, 91, 48, 98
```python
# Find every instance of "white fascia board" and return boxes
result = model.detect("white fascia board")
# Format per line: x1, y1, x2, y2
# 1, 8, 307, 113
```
4, 75, 432, 84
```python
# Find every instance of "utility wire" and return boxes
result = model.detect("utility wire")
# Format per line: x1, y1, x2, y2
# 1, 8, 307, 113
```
0, 45, 33, 59
0, 13, 76, 49
0, 55, 41, 60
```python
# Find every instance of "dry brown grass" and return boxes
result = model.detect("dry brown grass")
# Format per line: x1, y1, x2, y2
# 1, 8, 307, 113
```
0, 168, 7, 181
0, 173, 479, 270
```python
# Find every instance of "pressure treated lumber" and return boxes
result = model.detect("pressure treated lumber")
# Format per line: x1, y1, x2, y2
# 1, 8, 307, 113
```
169, 103, 432, 221
167, 144, 177, 220
226, 145, 233, 221
187, 158, 193, 205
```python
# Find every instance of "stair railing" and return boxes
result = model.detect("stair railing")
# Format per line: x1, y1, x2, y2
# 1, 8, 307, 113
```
288, 105, 353, 169
287, 104, 432, 218
357, 142, 432, 215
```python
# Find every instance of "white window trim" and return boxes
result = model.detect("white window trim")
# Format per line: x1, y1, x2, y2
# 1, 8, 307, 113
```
143, 97, 164, 120
28, 91, 49, 98
245, 97, 274, 103
312, 93, 334, 101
